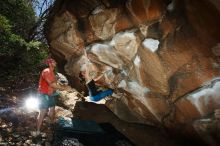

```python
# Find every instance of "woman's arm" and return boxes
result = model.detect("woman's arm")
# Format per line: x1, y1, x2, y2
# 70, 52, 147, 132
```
45, 78, 71, 91
93, 73, 105, 82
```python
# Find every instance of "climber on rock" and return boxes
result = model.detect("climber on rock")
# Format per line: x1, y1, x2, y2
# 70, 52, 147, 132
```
79, 62, 113, 102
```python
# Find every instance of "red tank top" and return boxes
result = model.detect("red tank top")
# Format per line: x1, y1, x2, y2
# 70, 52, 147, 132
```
38, 68, 55, 95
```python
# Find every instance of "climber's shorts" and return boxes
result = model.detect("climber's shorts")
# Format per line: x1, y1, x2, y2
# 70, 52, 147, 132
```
89, 89, 113, 102
38, 92, 59, 109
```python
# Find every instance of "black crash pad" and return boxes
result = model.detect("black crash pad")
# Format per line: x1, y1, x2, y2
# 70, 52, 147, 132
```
53, 118, 135, 146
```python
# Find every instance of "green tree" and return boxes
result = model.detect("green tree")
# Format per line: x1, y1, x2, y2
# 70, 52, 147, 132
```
0, 0, 36, 40
0, 0, 48, 86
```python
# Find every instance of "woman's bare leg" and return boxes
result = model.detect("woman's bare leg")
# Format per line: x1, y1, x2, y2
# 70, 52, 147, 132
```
37, 109, 47, 132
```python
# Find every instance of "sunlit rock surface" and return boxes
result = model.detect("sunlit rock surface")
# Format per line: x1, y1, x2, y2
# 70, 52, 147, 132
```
45, 0, 220, 140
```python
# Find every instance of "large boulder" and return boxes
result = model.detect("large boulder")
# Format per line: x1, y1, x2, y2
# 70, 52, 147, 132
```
45, 0, 220, 137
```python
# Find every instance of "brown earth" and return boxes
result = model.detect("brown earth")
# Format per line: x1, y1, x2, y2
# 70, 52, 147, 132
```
0, 86, 207, 146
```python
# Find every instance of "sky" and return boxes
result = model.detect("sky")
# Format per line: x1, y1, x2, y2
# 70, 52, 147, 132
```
33, 0, 54, 17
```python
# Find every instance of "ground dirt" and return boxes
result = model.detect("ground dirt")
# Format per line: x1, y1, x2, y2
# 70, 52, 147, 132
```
0, 82, 207, 146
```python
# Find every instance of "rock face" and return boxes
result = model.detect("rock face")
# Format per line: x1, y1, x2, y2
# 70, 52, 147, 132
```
45, 0, 220, 138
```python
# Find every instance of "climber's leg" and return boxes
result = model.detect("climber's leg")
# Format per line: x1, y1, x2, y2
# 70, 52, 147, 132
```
89, 89, 113, 102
